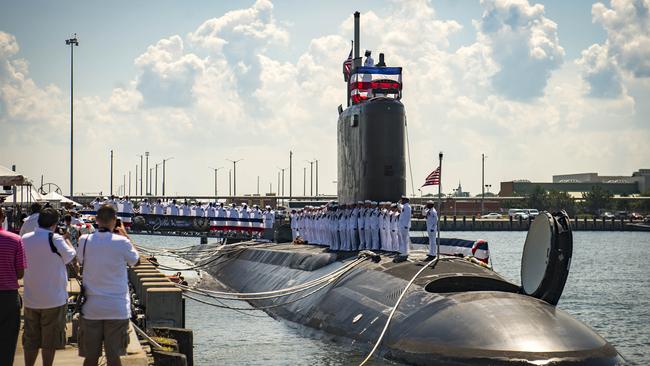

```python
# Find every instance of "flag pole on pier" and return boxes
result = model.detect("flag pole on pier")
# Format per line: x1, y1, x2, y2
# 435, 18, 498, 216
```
437, 152, 443, 258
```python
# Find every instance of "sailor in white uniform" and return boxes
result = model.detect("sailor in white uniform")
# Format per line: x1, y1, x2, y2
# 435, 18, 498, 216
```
228, 203, 239, 231
390, 203, 399, 252
369, 202, 380, 250
250, 205, 263, 232
168, 200, 180, 216
120, 196, 134, 227
154, 199, 164, 215
262, 206, 274, 229
396, 196, 411, 262
92, 197, 102, 212
364, 50, 374, 67
240, 204, 250, 232
139, 199, 151, 214
363, 201, 372, 248
348, 203, 359, 251
424, 201, 438, 260
180, 201, 190, 216
338, 204, 348, 250
357, 201, 366, 250
380, 202, 391, 251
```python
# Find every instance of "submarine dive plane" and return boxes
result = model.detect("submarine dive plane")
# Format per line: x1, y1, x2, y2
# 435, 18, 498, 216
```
182, 12, 624, 366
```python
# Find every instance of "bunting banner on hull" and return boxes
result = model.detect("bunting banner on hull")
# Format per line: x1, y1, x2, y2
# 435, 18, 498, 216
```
410, 237, 490, 263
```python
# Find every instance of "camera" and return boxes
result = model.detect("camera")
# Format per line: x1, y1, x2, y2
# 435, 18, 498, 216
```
114, 218, 122, 233
56, 225, 67, 235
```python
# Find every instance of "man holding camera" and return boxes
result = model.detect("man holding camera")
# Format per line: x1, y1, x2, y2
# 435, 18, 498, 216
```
77, 204, 139, 366
21, 208, 77, 366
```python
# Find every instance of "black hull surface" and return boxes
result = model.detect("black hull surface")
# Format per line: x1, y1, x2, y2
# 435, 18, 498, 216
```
185, 243, 623, 365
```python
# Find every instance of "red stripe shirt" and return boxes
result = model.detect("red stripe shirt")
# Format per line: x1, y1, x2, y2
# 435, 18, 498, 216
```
0, 227, 26, 290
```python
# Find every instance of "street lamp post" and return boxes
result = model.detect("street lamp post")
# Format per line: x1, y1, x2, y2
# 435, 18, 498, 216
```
155, 162, 161, 196
303, 167, 306, 196
277, 167, 286, 196
161, 157, 174, 196
135, 165, 138, 196
109, 150, 113, 195
145, 152, 150, 195
289, 151, 293, 200
226, 159, 243, 196
149, 168, 153, 195
65, 34, 79, 197
481, 154, 487, 215
305, 160, 314, 196
315, 159, 319, 196
208, 166, 223, 196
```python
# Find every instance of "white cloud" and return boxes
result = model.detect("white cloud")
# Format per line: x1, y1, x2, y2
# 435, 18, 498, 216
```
475, 0, 565, 100
577, 0, 650, 97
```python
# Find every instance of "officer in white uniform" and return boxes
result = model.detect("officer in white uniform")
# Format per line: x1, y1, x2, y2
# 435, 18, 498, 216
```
92, 197, 102, 212
153, 199, 164, 215
262, 206, 274, 229
240, 204, 250, 232
338, 204, 348, 251
364, 50, 374, 67
356, 201, 366, 250
180, 201, 191, 216
369, 202, 380, 250
390, 203, 399, 252
120, 196, 134, 227
380, 202, 391, 251
424, 201, 438, 260
363, 201, 372, 248
228, 203, 239, 231
250, 205, 262, 231
168, 199, 180, 216
348, 203, 359, 251
290, 209, 299, 240
396, 196, 412, 261
139, 199, 150, 214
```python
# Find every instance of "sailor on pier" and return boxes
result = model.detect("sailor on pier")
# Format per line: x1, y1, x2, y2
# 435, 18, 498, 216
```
152, 200, 163, 215
168, 199, 180, 216
120, 197, 134, 227
250, 205, 262, 230
194, 202, 205, 217
180, 201, 191, 216
140, 199, 150, 214
290, 209, 299, 240
396, 196, 412, 261
216, 203, 227, 233
207, 203, 217, 229
338, 204, 349, 250
424, 201, 438, 260
263, 205, 274, 229
240, 204, 250, 229
228, 203, 239, 230
107, 195, 119, 210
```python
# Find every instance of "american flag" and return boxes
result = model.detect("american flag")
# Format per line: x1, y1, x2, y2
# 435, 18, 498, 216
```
342, 45, 353, 82
422, 167, 441, 187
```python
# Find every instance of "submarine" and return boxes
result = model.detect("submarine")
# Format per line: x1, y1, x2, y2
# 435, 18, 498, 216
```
180, 12, 624, 365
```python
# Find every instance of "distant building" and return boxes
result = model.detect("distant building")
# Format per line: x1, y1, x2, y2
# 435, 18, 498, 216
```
500, 169, 649, 196
452, 181, 470, 197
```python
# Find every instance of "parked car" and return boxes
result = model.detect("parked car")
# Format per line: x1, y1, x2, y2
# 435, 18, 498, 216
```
525, 209, 540, 218
614, 211, 629, 219
508, 209, 529, 220
644, 215, 650, 224
481, 212, 502, 219
600, 212, 615, 219
629, 212, 643, 220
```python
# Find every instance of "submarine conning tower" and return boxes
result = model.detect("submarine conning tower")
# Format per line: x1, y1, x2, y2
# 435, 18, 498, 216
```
337, 11, 406, 203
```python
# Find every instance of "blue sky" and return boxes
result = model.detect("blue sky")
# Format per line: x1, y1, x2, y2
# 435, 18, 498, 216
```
1, 0, 648, 196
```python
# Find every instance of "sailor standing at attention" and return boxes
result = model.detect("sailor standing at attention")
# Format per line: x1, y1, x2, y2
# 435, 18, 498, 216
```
363, 201, 372, 248
390, 203, 399, 252
217, 203, 227, 234
180, 201, 190, 216
369, 202, 380, 250
120, 196, 134, 228
424, 201, 438, 261
139, 199, 150, 214
357, 201, 366, 250
262, 206, 274, 229
168, 200, 180, 216
240, 204, 250, 230
194, 202, 205, 217
348, 203, 359, 251
290, 210, 299, 241
380, 202, 391, 252
396, 196, 412, 262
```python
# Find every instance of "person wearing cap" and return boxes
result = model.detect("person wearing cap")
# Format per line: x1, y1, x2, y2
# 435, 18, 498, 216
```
139, 199, 150, 214
240, 204, 250, 232
250, 205, 263, 233
390, 203, 399, 252
348, 203, 359, 251
153, 199, 164, 215
363, 201, 372, 249
207, 203, 217, 231
424, 201, 438, 261
380, 202, 391, 252
262, 206, 274, 229
216, 203, 227, 235
328, 207, 338, 250
290, 209, 299, 241
363, 50, 374, 67
92, 197, 102, 212
20, 202, 42, 236
396, 196, 412, 261
356, 201, 366, 250
120, 196, 134, 228
167, 199, 179, 216
369, 202, 380, 250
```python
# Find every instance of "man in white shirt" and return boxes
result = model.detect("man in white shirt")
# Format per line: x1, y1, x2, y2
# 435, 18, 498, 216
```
139, 199, 150, 214
19, 203, 42, 236
153, 199, 164, 215
168, 199, 180, 216
21, 208, 76, 366
396, 196, 412, 262
424, 201, 439, 261
119, 197, 134, 228
262, 206, 274, 229
180, 201, 191, 216
77, 204, 139, 366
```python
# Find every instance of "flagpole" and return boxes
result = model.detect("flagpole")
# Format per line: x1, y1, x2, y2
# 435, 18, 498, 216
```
437, 151, 443, 258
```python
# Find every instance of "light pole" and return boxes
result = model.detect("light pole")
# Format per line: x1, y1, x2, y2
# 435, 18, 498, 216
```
228, 169, 232, 196
155, 162, 161, 196
289, 151, 293, 200
109, 150, 113, 195
481, 154, 486, 215
65, 34, 79, 197
315, 159, 319, 196
305, 160, 314, 196
145, 152, 150, 195
128, 171, 131, 196
208, 166, 224, 196
149, 168, 153, 196
161, 157, 173, 196
257, 176, 260, 195
135, 165, 138, 196
277, 167, 286, 196
226, 159, 243, 196
303, 167, 306, 196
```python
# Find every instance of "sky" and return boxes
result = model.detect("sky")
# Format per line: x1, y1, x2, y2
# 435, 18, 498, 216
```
1, 0, 649, 197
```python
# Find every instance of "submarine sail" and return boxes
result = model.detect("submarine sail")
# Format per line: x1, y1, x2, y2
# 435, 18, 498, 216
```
337, 12, 406, 203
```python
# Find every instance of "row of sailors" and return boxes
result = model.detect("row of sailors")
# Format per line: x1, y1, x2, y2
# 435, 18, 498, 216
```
91, 197, 275, 228
290, 198, 439, 261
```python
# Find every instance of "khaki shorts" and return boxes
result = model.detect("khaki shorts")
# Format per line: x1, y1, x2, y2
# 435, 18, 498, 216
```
78, 318, 130, 359
22, 305, 67, 350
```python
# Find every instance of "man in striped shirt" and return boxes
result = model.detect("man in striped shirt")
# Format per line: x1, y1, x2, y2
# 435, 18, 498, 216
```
0, 207, 27, 365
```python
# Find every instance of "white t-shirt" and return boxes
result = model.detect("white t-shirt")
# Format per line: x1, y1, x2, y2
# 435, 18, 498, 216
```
78, 231, 139, 320
19, 213, 39, 236
22, 227, 76, 309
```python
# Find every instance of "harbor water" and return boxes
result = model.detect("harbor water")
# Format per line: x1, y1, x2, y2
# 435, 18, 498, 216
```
132, 231, 650, 365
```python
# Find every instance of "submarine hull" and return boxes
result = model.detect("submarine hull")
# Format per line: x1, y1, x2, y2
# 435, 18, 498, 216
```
338, 99, 406, 203
185, 244, 623, 365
